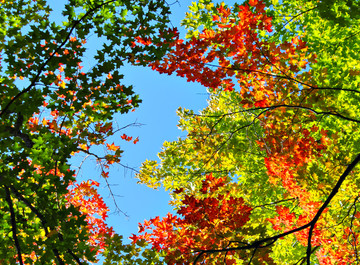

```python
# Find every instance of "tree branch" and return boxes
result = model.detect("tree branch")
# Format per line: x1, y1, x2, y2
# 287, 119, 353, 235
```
9, 185, 81, 265
193, 153, 360, 264
187, 101, 360, 125
67, 249, 83, 265
0, 0, 117, 118
4, 185, 23, 265
305, 153, 360, 264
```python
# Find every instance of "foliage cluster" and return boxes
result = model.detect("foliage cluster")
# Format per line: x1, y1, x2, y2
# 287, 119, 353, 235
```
2, 0, 360, 264
0, 0, 175, 263
133, 0, 360, 264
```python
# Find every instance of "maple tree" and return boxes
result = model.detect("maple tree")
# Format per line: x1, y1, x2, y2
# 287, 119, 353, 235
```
3, 0, 360, 264
128, 0, 360, 264
0, 0, 177, 264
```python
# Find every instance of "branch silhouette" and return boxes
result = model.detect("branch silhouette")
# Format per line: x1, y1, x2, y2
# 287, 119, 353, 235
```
193, 153, 360, 264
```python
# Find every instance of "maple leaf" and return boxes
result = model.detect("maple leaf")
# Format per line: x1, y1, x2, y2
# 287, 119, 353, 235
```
249, 0, 258, 6
106, 142, 120, 151
254, 99, 268, 107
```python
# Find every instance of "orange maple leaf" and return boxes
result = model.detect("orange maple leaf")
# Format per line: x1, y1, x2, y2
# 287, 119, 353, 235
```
106, 142, 119, 151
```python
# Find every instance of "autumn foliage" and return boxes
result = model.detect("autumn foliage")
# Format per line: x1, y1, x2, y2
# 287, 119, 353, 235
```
133, 0, 360, 264
131, 174, 252, 264
0, 0, 175, 264
2, 0, 360, 264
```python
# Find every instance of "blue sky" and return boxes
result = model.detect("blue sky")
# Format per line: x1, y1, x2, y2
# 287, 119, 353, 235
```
101, 64, 208, 243
50, 0, 236, 249
95, 4, 208, 244
59, 0, 210, 244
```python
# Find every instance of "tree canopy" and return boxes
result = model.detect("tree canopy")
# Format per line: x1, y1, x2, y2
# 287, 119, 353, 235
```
0, 0, 175, 263
132, 0, 360, 264
2, 0, 360, 264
